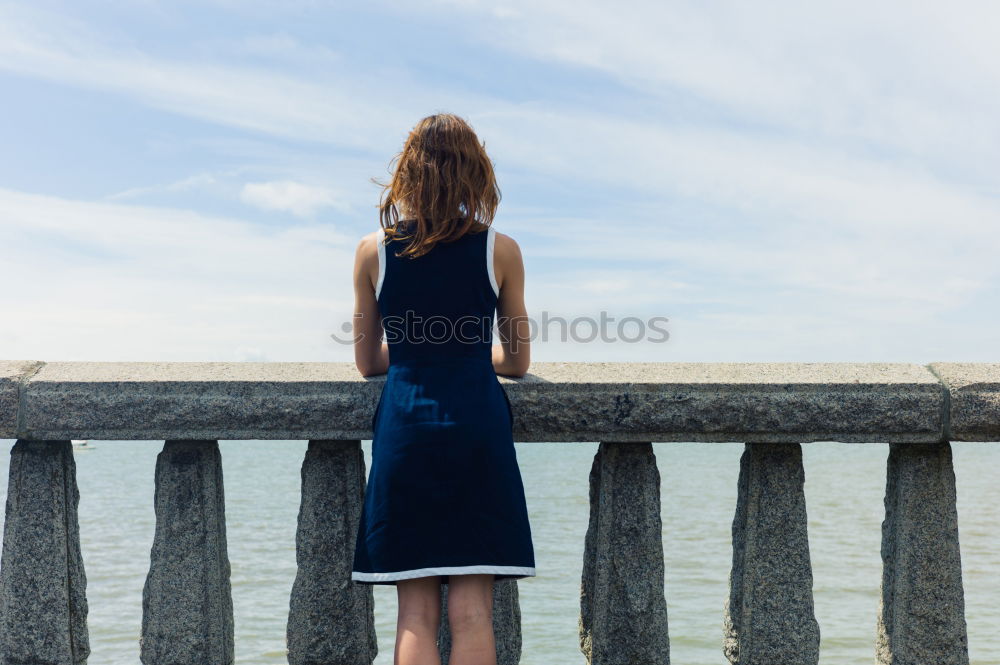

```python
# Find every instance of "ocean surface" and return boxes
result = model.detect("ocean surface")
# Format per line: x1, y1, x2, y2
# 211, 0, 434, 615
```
0, 439, 997, 665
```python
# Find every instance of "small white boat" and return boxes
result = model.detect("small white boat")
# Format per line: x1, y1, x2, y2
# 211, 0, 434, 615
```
71, 440, 96, 450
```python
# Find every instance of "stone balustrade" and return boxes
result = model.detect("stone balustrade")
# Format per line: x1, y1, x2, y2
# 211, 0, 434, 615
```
0, 360, 997, 665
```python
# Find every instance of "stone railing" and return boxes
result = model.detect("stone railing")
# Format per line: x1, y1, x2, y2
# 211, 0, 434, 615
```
0, 360, 997, 665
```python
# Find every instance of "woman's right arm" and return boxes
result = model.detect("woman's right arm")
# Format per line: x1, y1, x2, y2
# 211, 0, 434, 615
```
492, 231, 531, 377
353, 231, 389, 376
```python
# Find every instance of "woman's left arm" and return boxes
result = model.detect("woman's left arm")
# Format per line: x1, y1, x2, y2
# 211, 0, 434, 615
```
353, 231, 389, 376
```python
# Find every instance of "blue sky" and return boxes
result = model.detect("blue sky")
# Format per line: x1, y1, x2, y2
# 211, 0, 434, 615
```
1, 0, 998, 363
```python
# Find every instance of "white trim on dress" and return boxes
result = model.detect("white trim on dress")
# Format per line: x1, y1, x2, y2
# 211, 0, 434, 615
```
486, 226, 499, 298
352, 564, 535, 583
375, 229, 386, 300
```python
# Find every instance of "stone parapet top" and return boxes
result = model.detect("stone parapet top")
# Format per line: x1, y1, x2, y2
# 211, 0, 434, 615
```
0, 361, 994, 442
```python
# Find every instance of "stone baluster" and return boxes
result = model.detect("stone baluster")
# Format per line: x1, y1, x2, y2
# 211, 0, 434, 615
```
579, 441, 670, 665
0, 439, 90, 665
287, 439, 376, 665
141, 440, 234, 665
876, 442, 969, 665
724, 442, 819, 665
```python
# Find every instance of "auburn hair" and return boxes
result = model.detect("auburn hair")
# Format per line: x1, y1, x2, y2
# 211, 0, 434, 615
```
373, 113, 501, 258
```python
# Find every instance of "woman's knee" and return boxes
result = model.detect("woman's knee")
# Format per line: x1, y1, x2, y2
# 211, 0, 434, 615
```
446, 574, 494, 631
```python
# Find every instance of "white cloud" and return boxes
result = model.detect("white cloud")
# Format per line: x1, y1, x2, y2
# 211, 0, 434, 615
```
482, 106, 1000, 311
422, 0, 1000, 183
0, 182, 996, 364
0, 5, 413, 149
1, 1, 999, 362
0, 187, 358, 362
239, 180, 349, 217
229, 32, 346, 68
106, 173, 221, 201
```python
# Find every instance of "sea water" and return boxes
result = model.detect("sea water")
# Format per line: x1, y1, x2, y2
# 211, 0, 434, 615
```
0, 439, 997, 665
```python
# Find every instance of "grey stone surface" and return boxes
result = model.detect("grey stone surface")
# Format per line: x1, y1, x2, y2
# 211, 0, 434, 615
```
507, 362, 943, 443
929, 362, 1000, 441
21, 362, 382, 441
13, 361, 945, 442
723, 442, 819, 665
141, 440, 234, 665
0, 440, 89, 665
287, 440, 376, 665
580, 441, 669, 665
0, 360, 43, 439
876, 442, 969, 665
437, 579, 522, 665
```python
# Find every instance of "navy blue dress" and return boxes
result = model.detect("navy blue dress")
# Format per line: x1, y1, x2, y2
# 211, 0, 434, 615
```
351, 222, 536, 586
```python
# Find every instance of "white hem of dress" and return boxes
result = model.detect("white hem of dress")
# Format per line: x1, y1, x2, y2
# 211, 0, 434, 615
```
352, 564, 535, 583
486, 226, 499, 297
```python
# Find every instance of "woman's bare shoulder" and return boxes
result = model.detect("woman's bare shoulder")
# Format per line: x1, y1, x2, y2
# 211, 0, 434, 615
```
493, 229, 523, 261
355, 229, 382, 259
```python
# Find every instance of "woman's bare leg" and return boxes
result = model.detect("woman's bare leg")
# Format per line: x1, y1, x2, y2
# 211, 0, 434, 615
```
447, 574, 496, 665
395, 575, 442, 665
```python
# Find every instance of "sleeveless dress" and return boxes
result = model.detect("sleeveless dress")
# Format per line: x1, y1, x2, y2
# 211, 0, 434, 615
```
351, 222, 537, 585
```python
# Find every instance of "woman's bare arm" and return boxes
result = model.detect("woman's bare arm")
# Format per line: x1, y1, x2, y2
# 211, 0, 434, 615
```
353, 231, 389, 376
492, 231, 531, 377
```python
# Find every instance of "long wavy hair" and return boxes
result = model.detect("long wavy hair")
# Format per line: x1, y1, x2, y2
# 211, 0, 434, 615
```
373, 113, 501, 258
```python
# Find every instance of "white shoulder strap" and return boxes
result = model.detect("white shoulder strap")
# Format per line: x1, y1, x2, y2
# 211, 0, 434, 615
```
486, 226, 499, 298
375, 229, 386, 300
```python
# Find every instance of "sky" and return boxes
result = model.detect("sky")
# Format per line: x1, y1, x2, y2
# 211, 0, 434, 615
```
1, 0, 998, 363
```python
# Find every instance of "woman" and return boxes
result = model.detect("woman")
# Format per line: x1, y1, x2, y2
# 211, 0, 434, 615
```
350, 113, 536, 665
